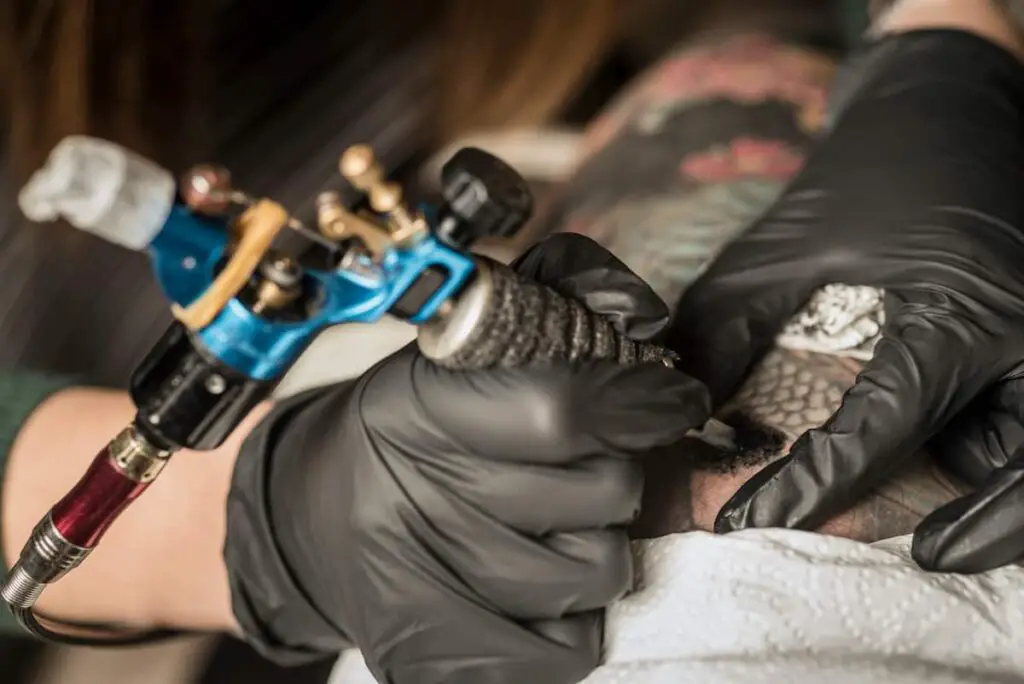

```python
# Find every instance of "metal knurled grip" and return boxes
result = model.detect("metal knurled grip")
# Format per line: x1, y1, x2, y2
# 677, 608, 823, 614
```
418, 259, 678, 371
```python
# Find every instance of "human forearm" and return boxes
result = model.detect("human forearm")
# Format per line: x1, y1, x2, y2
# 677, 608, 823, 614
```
870, 0, 1024, 60
632, 348, 971, 543
2, 387, 267, 633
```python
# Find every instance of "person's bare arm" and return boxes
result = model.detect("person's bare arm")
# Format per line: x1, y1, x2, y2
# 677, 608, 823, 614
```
1, 387, 266, 632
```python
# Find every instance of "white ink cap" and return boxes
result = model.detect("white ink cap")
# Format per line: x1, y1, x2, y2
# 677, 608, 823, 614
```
18, 135, 176, 251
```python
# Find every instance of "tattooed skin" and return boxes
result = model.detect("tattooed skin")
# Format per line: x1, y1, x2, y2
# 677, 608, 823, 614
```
542, 33, 834, 305
540, 32, 972, 544
720, 349, 969, 541
631, 348, 972, 542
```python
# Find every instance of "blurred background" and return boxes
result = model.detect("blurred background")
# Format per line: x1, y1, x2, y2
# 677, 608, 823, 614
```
0, 0, 861, 682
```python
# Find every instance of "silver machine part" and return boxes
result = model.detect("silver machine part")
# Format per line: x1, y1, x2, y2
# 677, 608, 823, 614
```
109, 425, 172, 484
417, 260, 494, 364
1, 515, 90, 609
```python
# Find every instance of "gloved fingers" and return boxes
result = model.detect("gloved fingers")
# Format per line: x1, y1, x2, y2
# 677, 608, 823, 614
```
667, 245, 820, 404
716, 306, 990, 533
930, 395, 1024, 487
417, 452, 644, 535
512, 232, 670, 340
929, 371, 1024, 485
364, 352, 710, 464
420, 483, 633, 619
462, 528, 632, 620
913, 444, 1024, 573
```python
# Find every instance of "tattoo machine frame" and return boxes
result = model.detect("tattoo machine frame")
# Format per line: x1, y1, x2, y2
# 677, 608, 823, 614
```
0, 135, 728, 645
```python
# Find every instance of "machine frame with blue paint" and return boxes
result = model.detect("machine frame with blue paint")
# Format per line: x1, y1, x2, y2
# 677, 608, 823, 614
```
151, 197, 476, 382
118, 142, 532, 451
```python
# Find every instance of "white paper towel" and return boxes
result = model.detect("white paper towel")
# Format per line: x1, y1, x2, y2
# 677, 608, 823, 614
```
330, 529, 1024, 684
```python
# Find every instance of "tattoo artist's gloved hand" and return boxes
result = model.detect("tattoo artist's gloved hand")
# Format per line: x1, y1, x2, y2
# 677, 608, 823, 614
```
668, 30, 1024, 573
225, 233, 711, 683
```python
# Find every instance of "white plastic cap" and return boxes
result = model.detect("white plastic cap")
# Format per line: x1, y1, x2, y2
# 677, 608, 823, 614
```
18, 135, 176, 250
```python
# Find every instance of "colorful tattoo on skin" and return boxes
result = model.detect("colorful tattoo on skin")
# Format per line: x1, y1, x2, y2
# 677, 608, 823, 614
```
583, 34, 836, 158
540, 33, 835, 305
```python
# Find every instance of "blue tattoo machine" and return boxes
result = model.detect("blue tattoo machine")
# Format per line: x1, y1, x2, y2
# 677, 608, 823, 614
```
1, 135, 697, 645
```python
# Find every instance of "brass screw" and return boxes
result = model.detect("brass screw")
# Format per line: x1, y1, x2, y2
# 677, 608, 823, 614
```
368, 181, 403, 213
316, 190, 394, 257
339, 145, 383, 191
339, 144, 426, 244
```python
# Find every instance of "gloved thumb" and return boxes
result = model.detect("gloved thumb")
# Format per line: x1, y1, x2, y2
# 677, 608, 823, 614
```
914, 376, 1024, 572
513, 233, 670, 341
913, 447, 1024, 573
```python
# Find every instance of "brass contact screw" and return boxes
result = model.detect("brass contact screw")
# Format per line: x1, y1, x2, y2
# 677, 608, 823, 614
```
338, 145, 384, 190
316, 191, 393, 257
339, 145, 425, 244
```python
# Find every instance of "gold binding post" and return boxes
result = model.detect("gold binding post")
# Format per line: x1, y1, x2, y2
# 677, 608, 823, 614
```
315, 192, 394, 258
338, 145, 427, 245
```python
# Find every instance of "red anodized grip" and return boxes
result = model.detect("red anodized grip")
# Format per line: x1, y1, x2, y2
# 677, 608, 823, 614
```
49, 447, 151, 549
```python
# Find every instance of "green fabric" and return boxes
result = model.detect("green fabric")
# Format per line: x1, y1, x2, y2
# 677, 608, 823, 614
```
0, 371, 78, 634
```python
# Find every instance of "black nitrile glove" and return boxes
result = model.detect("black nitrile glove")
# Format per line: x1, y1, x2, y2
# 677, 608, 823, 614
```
225, 233, 711, 683
668, 30, 1024, 573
